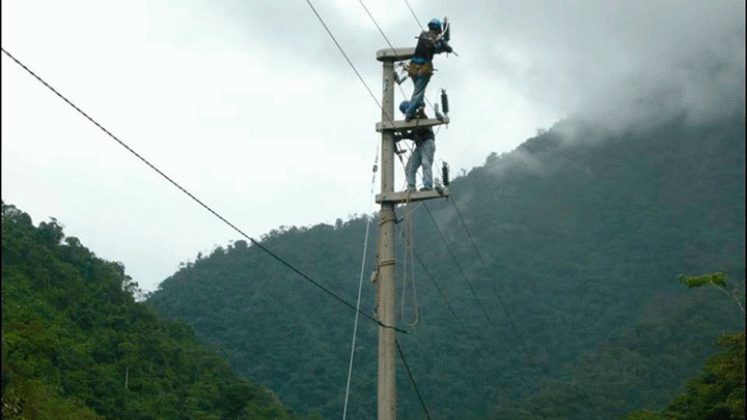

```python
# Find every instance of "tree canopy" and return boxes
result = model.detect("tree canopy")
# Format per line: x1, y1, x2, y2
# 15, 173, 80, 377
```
1, 203, 316, 420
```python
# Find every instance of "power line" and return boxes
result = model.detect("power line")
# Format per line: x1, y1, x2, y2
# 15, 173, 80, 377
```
421, 202, 533, 390
412, 247, 461, 322
395, 201, 518, 397
1, 46, 407, 335
401, 0, 425, 32
448, 197, 523, 343
303, 0, 400, 128
356, 0, 398, 56
421, 202, 509, 348
355, 0, 437, 114
354, 0, 406, 94
447, 195, 547, 381
396, 339, 432, 420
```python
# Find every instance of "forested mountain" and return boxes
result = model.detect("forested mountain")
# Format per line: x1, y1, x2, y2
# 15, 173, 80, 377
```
1, 203, 317, 420
148, 109, 745, 419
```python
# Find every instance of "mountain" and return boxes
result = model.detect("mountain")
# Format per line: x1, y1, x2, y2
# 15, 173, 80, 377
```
1, 203, 318, 420
147, 109, 745, 419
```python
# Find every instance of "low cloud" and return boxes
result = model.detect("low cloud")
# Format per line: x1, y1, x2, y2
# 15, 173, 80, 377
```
465, 0, 745, 131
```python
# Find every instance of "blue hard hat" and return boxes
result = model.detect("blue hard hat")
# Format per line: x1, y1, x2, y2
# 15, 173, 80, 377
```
399, 100, 410, 114
428, 18, 441, 30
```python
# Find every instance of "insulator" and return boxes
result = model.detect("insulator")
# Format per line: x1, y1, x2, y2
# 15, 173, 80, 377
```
441, 89, 449, 114
442, 162, 450, 187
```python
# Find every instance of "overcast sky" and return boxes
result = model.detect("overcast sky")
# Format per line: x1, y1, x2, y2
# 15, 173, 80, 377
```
2, 0, 744, 293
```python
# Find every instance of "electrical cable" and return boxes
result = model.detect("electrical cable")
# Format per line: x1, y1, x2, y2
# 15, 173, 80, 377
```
342, 146, 379, 420
401, 0, 425, 32
448, 196, 523, 341
447, 194, 546, 378
356, 0, 397, 57
400, 205, 523, 393
422, 201, 532, 390
356, 0, 410, 102
303, 0, 399, 129
395, 338, 432, 420
421, 203, 509, 348
1, 47, 408, 335
392, 205, 520, 408
411, 247, 461, 322
356, 0, 437, 114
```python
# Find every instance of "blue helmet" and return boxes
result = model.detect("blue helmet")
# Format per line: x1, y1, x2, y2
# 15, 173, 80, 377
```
399, 100, 410, 114
428, 18, 441, 30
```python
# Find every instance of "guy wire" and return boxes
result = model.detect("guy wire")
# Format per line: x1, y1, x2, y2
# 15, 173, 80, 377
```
342, 146, 379, 420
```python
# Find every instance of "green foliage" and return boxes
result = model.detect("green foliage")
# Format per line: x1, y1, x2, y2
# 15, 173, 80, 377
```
623, 332, 745, 420
621, 274, 745, 420
1, 379, 102, 420
678, 272, 745, 315
1, 203, 306, 420
679, 272, 728, 288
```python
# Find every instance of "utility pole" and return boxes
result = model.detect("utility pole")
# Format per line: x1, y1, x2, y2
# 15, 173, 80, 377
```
374, 47, 449, 420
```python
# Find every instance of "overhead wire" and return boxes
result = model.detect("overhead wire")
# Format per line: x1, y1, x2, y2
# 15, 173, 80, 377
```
305, 0, 421, 195
303, 0, 401, 131
355, 0, 438, 115
398, 205, 519, 397
448, 196, 523, 341
411, 248, 461, 322
420, 203, 509, 348
421, 202, 531, 390
1, 47, 407, 335
446, 194, 546, 378
396, 338, 432, 420
401, 0, 425, 31
303, 0, 382, 116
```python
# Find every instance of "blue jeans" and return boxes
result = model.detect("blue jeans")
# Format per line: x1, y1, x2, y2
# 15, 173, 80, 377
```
406, 73, 431, 120
406, 139, 435, 188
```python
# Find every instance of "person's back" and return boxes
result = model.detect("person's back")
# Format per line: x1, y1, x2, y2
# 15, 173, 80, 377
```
412, 30, 440, 64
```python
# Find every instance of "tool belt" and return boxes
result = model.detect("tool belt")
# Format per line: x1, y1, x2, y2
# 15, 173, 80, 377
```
407, 61, 433, 78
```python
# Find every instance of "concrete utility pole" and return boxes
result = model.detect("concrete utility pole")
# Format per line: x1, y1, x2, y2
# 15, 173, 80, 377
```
374, 47, 449, 420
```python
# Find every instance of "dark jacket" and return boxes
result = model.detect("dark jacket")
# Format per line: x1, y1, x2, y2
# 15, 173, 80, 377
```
396, 126, 434, 145
412, 30, 452, 64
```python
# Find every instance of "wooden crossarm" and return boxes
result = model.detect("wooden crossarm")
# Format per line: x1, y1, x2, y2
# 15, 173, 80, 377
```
376, 117, 449, 132
375, 188, 450, 204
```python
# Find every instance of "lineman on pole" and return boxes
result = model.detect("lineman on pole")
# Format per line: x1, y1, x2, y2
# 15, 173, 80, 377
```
395, 101, 436, 191
403, 18, 453, 122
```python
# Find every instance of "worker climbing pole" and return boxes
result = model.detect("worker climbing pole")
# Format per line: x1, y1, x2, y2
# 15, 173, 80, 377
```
372, 16, 453, 420
403, 17, 454, 122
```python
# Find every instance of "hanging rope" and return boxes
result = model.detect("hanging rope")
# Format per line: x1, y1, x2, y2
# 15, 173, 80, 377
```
342, 146, 378, 420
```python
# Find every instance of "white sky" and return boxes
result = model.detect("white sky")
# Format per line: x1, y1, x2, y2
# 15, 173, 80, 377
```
2, 0, 744, 293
